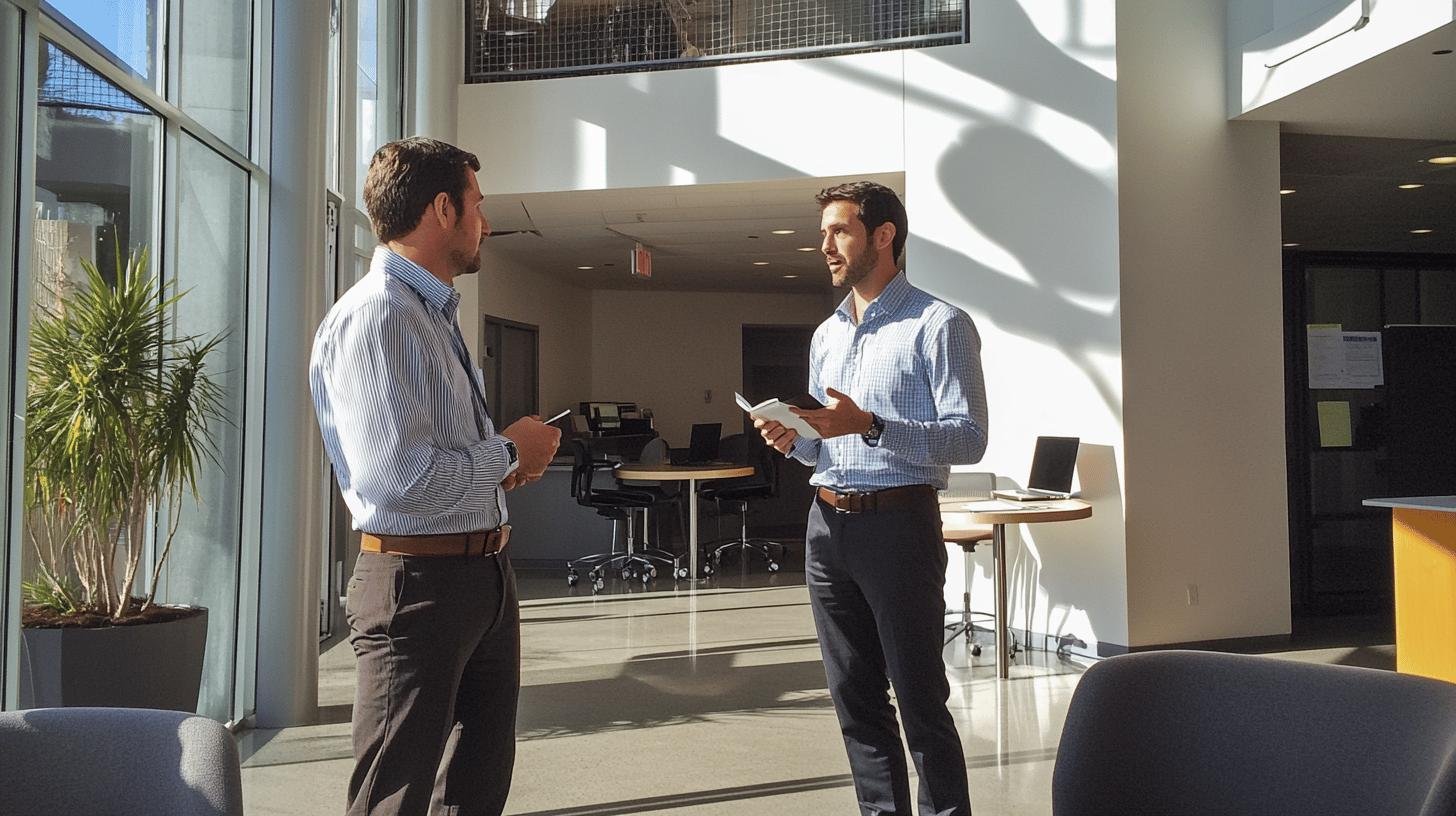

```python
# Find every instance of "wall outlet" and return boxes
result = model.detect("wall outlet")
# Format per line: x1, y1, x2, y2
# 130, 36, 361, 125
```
704, 389, 712, 403
1185, 583, 1200, 606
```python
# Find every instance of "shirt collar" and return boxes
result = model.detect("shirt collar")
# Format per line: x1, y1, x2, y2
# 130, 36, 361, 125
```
834, 270, 911, 325
373, 245, 461, 317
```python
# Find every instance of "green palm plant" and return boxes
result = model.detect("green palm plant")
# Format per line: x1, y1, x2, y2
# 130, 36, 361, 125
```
24, 246, 227, 622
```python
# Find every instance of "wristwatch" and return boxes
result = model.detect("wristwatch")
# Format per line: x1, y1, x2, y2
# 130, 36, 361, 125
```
501, 438, 520, 474
862, 412, 884, 446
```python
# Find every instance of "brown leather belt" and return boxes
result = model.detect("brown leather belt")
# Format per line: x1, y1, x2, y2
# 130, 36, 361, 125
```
817, 484, 935, 513
361, 526, 511, 557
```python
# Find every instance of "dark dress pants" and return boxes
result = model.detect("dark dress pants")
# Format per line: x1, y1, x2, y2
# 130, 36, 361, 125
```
345, 550, 521, 816
806, 492, 972, 816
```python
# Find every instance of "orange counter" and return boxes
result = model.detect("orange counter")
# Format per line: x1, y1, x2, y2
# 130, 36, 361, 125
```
1365, 497, 1456, 684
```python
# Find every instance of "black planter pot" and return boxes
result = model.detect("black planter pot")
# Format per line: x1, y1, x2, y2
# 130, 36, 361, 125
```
18, 606, 208, 712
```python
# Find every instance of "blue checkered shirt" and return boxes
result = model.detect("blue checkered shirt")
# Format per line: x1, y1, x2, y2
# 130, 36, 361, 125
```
788, 271, 988, 491
309, 246, 514, 535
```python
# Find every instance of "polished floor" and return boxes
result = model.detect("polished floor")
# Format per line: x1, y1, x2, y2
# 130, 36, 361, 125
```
238, 565, 1394, 815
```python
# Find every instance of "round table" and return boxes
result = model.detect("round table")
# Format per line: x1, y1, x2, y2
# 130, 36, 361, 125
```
940, 499, 1093, 678
615, 463, 754, 581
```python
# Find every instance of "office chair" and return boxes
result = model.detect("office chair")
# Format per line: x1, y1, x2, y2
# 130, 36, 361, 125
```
940, 471, 997, 659
1053, 651, 1456, 816
565, 439, 681, 593
698, 433, 786, 575
0, 707, 243, 815
616, 436, 689, 577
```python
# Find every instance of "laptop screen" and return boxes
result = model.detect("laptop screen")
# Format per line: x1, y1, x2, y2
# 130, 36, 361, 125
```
1027, 436, 1079, 494
688, 423, 722, 463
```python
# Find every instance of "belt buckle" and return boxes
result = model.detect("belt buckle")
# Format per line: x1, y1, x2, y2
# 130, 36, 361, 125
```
492, 524, 511, 554
834, 491, 856, 514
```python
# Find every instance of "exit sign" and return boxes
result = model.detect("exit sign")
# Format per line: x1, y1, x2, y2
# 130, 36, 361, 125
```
631, 242, 652, 279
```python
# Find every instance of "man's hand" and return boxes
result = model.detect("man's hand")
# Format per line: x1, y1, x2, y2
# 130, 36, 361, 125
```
501, 415, 561, 480
755, 417, 798, 455
791, 387, 873, 439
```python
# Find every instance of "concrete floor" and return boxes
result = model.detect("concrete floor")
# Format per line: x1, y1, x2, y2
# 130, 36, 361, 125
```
238, 565, 1395, 815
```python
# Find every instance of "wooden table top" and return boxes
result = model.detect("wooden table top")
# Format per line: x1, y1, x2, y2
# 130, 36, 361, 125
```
940, 498, 1093, 527
615, 463, 755, 480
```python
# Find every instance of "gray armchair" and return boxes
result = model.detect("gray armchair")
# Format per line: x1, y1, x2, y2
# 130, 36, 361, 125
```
0, 707, 243, 815
1053, 650, 1456, 816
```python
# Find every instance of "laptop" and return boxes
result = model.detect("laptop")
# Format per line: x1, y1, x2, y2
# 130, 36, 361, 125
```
682, 422, 723, 465
993, 436, 1080, 501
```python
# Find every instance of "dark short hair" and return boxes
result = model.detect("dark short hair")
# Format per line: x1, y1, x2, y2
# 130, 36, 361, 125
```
815, 181, 908, 263
363, 137, 481, 243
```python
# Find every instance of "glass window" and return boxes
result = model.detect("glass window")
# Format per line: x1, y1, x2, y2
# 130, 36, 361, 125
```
177, 0, 252, 152
157, 133, 249, 722
325, 0, 341, 189
355, 0, 400, 205
33, 40, 158, 303
43, 0, 159, 87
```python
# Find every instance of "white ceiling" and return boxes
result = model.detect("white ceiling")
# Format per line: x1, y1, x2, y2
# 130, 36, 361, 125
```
481, 173, 904, 293
1247, 23, 1456, 140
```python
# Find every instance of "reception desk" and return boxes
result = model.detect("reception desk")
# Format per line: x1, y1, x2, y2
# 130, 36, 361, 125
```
1363, 496, 1456, 684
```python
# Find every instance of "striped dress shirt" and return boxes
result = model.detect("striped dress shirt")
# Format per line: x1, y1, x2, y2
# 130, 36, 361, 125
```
309, 246, 514, 535
789, 271, 988, 491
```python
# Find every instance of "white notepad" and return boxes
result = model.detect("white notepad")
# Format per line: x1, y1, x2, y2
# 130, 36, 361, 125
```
735, 392, 821, 440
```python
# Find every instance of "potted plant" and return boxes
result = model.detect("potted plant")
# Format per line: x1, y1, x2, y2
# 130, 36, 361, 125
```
19, 246, 227, 712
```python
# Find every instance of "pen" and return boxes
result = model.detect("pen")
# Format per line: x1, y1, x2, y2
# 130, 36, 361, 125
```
545, 409, 572, 424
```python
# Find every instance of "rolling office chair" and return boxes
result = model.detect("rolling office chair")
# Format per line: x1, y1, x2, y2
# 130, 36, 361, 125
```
565, 439, 682, 593
616, 437, 689, 562
698, 433, 786, 575
941, 471, 998, 659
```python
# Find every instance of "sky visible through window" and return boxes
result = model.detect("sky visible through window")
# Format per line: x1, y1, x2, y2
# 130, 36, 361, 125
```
44, 0, 155, 82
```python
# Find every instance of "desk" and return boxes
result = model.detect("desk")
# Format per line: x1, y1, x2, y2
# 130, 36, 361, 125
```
1363, 496, 1456, 683
615, 463, 754, 581
940, 499, 1092, 679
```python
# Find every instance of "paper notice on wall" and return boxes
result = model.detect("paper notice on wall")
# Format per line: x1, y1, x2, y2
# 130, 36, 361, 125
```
1308, 327, 1383, 389
1316, 401, 1353, 447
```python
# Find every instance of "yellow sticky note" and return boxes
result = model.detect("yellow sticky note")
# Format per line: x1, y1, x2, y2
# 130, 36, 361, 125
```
1317, 401, 1352, 447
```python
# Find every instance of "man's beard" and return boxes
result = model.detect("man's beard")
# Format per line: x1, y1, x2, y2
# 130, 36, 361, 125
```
450, 246, 481, 277
833, 245, 876, 288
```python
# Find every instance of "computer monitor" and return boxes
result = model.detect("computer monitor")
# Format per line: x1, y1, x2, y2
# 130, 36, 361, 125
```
686, 422, 722, 464
1026, 436, 1080, 495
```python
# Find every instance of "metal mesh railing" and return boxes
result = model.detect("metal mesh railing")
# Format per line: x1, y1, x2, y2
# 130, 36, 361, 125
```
467, 0, 964, 82
39, 42, 152, 118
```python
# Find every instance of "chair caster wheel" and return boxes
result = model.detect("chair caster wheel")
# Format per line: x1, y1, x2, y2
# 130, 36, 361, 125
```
566, 571, 579, 587
592, 577, 605, 593
621, 568, 633, 581
673, 567, 689, 580
647, 566, 658, 578
641, 572, 652, 585
971, 643, 983, 657
703, 563, 714, 576
766, 561, 780, 573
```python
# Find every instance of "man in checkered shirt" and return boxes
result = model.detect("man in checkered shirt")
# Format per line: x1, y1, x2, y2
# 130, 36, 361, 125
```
756, 181, 988, 816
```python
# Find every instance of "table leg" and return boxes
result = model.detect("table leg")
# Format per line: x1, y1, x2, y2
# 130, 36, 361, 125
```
688, 477, 700, 579
994, 523, 1009, 680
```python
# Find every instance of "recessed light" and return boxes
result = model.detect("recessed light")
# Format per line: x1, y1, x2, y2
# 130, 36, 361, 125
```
1283, 242, 1300, 247
1428, 156, 1456, 165
1434, 49, 1453, 55
782, 274, 799, 279
747, 234, 760, 239
1398, 183, 1425, 190
796, 247, 817, 252
576, 265, 594, 270
752, 261, 770, 266
1279, 189, 1296, 195
1411, 229, 1435, 235
771, 229, 796, 235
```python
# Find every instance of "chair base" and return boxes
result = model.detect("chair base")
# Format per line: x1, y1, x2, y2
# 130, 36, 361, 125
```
566, 511, 685, 593
703, 537, 785, 576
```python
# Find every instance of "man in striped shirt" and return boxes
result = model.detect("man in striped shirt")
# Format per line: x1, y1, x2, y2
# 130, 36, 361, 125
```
756, 182, 987, 816
310, 137, 560, 816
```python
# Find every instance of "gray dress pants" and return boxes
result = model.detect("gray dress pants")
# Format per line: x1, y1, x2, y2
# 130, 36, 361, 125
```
345, 550, 520, 816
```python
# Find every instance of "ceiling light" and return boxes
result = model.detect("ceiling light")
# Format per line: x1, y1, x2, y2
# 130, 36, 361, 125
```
1434, 49, 1453, 55
796, 246, 817, 252
1428, 156, 1456, 165
576, 265, 594, 270
1283, 242, 1300, 247
782, 274, 799, 279
1398, 183, 1425, 190
1411, 229, 1435, 234
771, 229, 796, 235
752, 261, 770, 266
1279, 189, 1296, 195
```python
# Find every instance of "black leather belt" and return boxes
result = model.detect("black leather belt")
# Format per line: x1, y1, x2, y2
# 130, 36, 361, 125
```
361, 526, 511, 557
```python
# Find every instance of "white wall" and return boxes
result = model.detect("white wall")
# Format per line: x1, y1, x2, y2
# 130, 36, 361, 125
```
1227, 0, 1454, 117
589, 290, 830, 445
1119, 1, 1289, 645
476, 245, 594, 419
460, 0, 1132, 651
